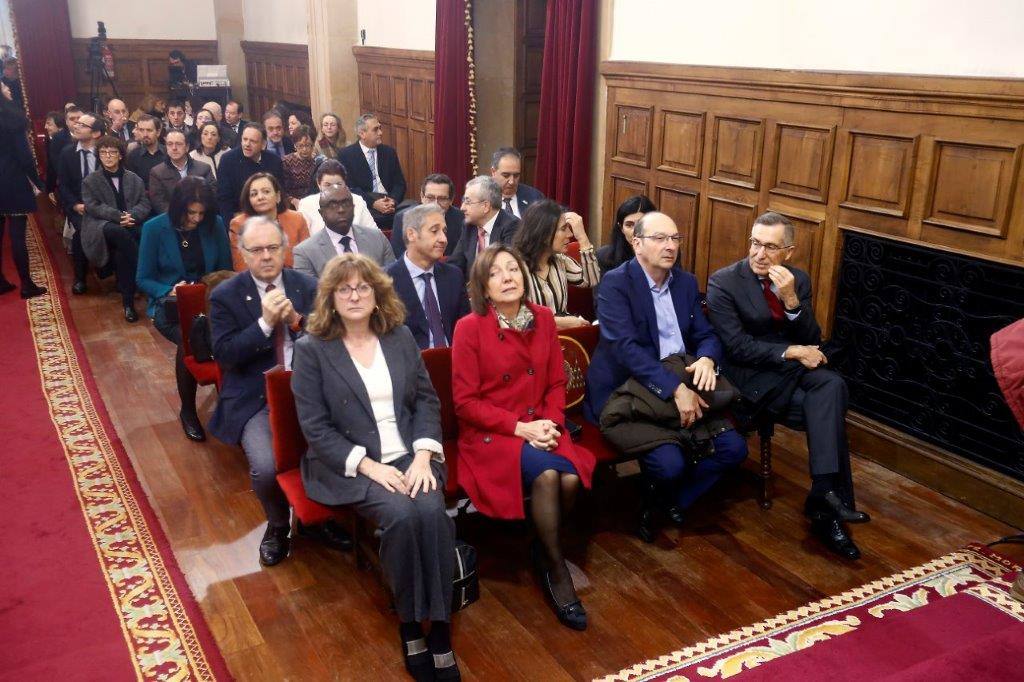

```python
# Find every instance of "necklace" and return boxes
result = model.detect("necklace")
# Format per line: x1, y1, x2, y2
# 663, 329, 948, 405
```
175, 227, 194, 248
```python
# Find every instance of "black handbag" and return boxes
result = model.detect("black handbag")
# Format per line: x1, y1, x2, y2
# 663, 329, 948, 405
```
189, 313, 214, 362
451, 539, 479, 612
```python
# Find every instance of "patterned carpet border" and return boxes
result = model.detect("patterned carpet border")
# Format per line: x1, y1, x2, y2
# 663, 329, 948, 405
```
595, 543, 1021, 682
26, 219, 223, 681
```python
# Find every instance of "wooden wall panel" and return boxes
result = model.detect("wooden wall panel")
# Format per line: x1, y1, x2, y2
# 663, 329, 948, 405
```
240, 41, 310, 116
353, 46, 435, 202
599, 60, 1024, 525
71, 39, 217, 110
514, 0, 546, 183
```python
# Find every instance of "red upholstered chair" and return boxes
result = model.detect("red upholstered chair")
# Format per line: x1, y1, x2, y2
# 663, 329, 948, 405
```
558, 326, 621, 464
421, 347, 463, 497
176, 284, 222, 390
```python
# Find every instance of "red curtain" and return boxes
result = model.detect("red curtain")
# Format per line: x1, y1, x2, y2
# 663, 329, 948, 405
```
434, 0, 473, 200
533, 0, 598, 222
10, 0, 76, 119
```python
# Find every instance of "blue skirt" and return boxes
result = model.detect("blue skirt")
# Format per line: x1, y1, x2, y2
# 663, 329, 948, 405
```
520, 442, 578, 487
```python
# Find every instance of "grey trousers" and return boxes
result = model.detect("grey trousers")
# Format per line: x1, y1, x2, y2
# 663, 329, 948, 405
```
785, 368, 850, 478
240, 406, 291, 527
355, 454, 455, 623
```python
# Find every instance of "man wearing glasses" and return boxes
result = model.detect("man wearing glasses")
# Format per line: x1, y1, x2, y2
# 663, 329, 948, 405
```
209, 216, 353, 567
389, 173, 463, 258
586, 212, 748, 541
449, 175, 520, 278
706, 211, 869, 561
57, 112, 106, 294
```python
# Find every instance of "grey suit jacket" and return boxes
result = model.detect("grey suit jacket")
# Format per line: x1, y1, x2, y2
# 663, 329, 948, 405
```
291, 326, 445, 506
81, 169, 151, 267
292, 224, 396, 278
148, 158, 215, 214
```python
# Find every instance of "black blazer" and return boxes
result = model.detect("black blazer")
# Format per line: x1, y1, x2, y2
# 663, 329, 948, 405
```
216, 147, 284, 226
448, 210, 521, 279
292, 326, 444, 506
389, 205, 464, 258
338, 142, 407, 204
386, 257, 470, 349
510, 183, 545, 217
705, 259, 821, 410
57, 143, 92, 213
46, 128, 71, 193
208, 268, 319, 444
265, 136, 295, 158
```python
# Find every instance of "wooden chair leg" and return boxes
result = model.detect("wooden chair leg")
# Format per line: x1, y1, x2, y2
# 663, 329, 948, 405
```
758, 427, 773, 510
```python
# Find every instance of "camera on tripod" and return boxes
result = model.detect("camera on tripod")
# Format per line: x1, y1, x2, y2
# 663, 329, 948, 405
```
86, 21, 119, 113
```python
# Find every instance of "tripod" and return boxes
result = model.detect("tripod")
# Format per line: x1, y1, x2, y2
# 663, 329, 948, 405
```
87, 24, 119, 114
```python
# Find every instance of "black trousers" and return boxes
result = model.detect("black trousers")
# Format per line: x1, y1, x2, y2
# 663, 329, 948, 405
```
102, 223, 140, 305
68, 213, 89, 281
0, 215, 31, 286
785, 368, 856, 504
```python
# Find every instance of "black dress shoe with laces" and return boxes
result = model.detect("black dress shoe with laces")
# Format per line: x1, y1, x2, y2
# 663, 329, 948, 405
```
259, 524, 291, 566
20, 284, 47, 299
297, 519, 353, 551
72, 280, 87, 295
179, 410, 206, 442
811, 517, 861, 560
805, 490, 871, 524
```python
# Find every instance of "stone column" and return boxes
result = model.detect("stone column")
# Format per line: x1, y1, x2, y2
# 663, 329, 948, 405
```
212, 0, 247, 111
307, 0, 360, 139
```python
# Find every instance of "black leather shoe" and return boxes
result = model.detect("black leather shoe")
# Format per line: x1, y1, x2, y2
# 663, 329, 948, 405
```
811, 517, 861, 560
433, 650, 461, 681
665, 505, 686, 526
72, 280, 87, 295
297, 519, 353, 551
0, 279, 15, 295
124, 305, 139, 323
259, 524, 291, 566
401, 635, 434, 682
806, 490, 871, 524
20, 284, 47, 299
179, 410, 206, 442
543, 571, 587, 630
637, 481, 658, 543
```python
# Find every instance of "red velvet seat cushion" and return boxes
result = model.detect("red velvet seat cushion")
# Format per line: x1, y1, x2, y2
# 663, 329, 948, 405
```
442, 439, 462, 496
182, 355, 221, 388
568, 412, 620, 463
276, 469, 334, 526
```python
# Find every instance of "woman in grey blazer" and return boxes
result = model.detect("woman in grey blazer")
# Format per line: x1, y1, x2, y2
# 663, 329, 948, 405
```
82, 135, 151, 321
291, 253, 459, 681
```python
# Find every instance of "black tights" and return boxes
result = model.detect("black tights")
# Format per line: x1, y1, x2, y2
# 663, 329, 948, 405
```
531, 470, 581, 604
174, 345, 199, 416
0, 215, 37, 288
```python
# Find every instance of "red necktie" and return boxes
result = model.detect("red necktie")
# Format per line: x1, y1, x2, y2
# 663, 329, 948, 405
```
761, 278, 784, 323
265, 284, 286, 365
476, 226, 487, 254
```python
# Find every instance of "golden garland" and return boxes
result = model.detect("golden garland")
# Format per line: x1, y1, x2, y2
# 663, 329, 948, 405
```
464, 0, 478, 176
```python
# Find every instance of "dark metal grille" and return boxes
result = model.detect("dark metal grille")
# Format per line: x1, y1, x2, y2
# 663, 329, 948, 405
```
831, 232, 1024, 481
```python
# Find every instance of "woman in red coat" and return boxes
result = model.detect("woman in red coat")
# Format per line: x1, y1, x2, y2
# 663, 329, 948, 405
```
452, 244, 596, 630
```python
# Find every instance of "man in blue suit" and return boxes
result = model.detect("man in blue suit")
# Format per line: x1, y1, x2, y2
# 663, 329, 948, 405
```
490, 147, 544, 219
385, 203, 470, 350
586, 212, 747, 538
209, 216, 351, 566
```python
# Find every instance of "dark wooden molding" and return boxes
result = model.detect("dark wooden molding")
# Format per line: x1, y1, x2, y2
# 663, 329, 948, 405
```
240, 41, 310, 115
351, 45, 435, 67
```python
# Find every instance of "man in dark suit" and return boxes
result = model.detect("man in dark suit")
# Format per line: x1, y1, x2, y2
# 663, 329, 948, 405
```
104, 98, 134, 144
262, 110, 294, 158
386, 204, 470, 350
337, 113, 407, 229
148, 130, 214, 213
292, 185, 395, 278
125, 115, 166, 190
707, 211, 869, 560
209, 215, 352, 566
46, 108, 77, 196
449, 175, 520, 278
490, 147, 544, 219
57, 111, 105, 294
216, 123, 284, 226
163, 99, 192, 140
223, 100, 247, 147
390, 173, 463, 259
586, 212, 748, 539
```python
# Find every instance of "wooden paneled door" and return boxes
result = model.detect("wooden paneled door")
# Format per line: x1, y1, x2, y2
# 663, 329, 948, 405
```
514, 0, 546, 184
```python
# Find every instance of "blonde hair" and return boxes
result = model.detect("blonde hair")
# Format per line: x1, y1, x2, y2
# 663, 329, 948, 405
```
306, 254, 406, 340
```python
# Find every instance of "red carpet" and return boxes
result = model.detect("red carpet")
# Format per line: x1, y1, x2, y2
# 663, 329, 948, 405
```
0, 220, 230, 680
599, 544, 1023, 682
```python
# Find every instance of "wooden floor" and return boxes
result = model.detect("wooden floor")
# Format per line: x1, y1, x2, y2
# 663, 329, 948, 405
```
36, 212, 1023, 681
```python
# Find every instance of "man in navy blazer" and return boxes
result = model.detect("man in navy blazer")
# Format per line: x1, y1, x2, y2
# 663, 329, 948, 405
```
216, 123, 284, 227
389, 173, 463, 259
386, 204, 470, 349
449, 175, 520, 279
490, 147, 545, 219
58, 111, 105, 294
209, 215, 351, 566
337, 114, 407, 229
586, 212, 747, 537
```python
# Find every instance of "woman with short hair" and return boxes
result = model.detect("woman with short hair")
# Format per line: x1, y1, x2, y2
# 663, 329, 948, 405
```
282, 124, 318, 207
228, 172, 310, 271
291, 253, 459, 680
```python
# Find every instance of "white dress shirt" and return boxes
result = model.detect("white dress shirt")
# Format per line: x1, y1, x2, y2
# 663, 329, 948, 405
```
252, 273, 296, 369
343, 341, 444, 477
75, 142, 96, 177
404, 253, 444, 347
502, 195, 520, 219
298, 192, 378, 235
476, 211, 500, 252
359, 141, 387, 193
332, 229, 360, 256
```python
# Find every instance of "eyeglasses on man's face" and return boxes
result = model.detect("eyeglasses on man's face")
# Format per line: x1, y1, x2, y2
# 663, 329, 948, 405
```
748, 238, 792, 255
637, 234, 682, 244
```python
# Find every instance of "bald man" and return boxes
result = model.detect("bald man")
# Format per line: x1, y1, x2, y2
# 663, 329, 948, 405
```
105, 98, 133, 144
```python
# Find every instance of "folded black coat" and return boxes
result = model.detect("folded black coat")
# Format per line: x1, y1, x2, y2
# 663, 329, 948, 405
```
599, 354, 738, 460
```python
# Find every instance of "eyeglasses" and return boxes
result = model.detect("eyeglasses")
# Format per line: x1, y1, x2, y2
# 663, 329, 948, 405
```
637, 234, 682, 244
460, 198, 486, 207
423, 194, 451, 204
242, 244, 283, 256
749, 238, 793, 255
98, 149, 121, 157
336, 283, 373, 298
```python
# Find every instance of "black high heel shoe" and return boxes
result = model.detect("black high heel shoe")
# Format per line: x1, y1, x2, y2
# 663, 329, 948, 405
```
401, 636, 434, 682
543, 571, 587, 630
432, 650, 461, 681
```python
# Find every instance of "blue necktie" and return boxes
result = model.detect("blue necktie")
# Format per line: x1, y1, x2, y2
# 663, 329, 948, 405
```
420, 272, 447, 348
